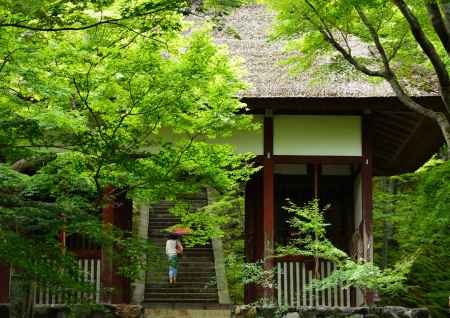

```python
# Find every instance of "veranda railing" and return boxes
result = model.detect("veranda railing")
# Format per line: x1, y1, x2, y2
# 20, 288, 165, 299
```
276, 258, 354, 307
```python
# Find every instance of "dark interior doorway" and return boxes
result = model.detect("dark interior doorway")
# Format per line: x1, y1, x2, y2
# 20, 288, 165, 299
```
274, 165, 354, 254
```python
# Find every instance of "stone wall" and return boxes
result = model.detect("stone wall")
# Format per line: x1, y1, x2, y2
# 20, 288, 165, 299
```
0, 304, 144, 318
232, 306, 431, 318
0, 304, 432, 318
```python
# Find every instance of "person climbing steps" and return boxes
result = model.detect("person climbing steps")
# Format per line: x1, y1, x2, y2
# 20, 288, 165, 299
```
166, 233, 183, 284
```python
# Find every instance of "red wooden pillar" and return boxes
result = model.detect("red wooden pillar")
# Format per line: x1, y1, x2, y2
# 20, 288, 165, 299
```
362, 114, 374, 304
101, 187, 132, 304
101, 186, 115, 303
0, 263, 10, 303
263, 114, 275, 300
244, 171, 264, 304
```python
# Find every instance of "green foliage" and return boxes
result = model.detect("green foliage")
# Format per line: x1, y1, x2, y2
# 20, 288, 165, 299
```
225, 253, 246, 302
201, 0, 252, 14
310, 258, 413, 296
0, 0, 257, 314
227, 260, 275, 291
218, 192, 247, 303
263, 0, 448, 91
373, 161, 450, 317
276, 200, 410, 297
276, 199, 347, 261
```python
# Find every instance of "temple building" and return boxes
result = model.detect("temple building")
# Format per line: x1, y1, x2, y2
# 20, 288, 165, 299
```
0, 4, 445, 309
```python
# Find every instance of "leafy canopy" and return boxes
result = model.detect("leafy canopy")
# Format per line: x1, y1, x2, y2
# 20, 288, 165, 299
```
264, 0, 450, 153
373, 160, 450, 317
0, 0, 257, 307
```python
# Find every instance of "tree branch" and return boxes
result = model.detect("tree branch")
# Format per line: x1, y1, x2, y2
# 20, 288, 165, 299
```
354, 5, 450, 127
0, 4, 177, 32
438, 0, 450, 37
72, 75, 107, 143
388, 31, 408, 62
426, 0, 450, 55
354, 6, 391, 71
392, 0, 450, 113
303, 0, 386, 78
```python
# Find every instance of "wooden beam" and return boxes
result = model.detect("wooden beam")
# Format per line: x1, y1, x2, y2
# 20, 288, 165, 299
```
384, 112, 420, 126
391, 118, 425, 162
273, 155, 363, 165
241, 96, 445, 114
373, 138, 399, 155
373, 123, 410, 142
375, 114, 415, 136
381, 117, 444, 175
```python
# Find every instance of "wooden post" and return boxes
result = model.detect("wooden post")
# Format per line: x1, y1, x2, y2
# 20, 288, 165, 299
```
244, 171, 263, 304
263, 113, 274, 302
101, 186, 115, 303
313, 163, 319, 198
361, 114, 374, 304
0, 263, 9, 303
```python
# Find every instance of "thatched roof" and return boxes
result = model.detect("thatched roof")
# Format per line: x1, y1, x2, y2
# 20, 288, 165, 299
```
188, 5, 444, 175
210, 4, 423, 98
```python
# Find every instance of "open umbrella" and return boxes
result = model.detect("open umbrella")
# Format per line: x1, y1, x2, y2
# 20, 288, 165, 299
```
170, 227, 192, 236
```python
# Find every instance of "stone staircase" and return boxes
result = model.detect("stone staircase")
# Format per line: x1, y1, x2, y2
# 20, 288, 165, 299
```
144, 196, 219, 305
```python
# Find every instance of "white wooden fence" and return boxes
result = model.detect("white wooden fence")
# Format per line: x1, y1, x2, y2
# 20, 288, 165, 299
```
277, 260, 352, 307
34, 258, 101, 305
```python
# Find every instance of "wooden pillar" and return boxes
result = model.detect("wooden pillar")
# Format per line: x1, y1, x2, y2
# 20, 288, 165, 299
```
101, 186, 115, 303
361, 114, 374, 304
244, 171, 263, 304
263, 113, 274, 301
101, 188, 132, 304
113, 197, 132, 303
0, 263, 9, 303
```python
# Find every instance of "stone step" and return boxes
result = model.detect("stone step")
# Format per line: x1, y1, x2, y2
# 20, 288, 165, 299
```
144, 308, 230, 318
150, 271, 216, 277
160, 257, 214, 262
149, 267, 214, 274
149, 280, 215, 285
144, 298, 219, 304
148, 217, 180, 222
144, 292, 218, 299
149, 274, 215, 282
151, 263, 215, 269
147, 282, 214, 288
149, 253, 214, 260
149, 211, 178, 216
146, 287, 217, 294
146, 195, 217, 305
148, 221, 177, 225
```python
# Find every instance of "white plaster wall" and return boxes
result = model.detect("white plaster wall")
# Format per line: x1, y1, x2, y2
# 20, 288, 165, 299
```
353, 172, 363, 230
273, 115, 362, 156
210, 115, 263, 155
154, 115, 263, 155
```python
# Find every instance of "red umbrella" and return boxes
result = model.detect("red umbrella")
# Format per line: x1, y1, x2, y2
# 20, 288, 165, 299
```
170, 227, 192, 235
